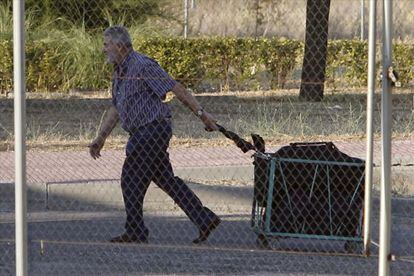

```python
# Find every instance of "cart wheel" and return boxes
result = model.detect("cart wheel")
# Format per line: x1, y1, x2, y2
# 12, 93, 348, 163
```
344, 241, 363, 254
256, 234, 271, 250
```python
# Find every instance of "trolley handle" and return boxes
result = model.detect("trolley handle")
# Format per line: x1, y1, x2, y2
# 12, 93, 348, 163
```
290, 142, 338, 150
216, 124, 256, 153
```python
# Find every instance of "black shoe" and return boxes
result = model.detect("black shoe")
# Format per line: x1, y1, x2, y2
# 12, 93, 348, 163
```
193, 217, 221, 244
110, 233, 148, 243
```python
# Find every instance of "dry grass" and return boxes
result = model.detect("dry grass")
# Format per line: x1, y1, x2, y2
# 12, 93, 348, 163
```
1, 88, 414, 152
161, 0, 414, 40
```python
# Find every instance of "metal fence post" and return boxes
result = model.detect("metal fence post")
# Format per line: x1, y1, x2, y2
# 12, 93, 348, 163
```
379, 0, 393, 275
13, 0, 28, 275
364, 0, 377, 257
360, 0, 365, 40
183, 0, 189, 38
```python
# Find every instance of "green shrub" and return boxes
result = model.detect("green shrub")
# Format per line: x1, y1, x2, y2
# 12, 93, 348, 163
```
135, 37, 301, 91
394, 42, 414, 85
0, 40, 12, 93
199, 38, 261, 91
327, 40, 369, 88
135, 38, 206, 89
1, 34, 414, 94
259, 38, 303, 89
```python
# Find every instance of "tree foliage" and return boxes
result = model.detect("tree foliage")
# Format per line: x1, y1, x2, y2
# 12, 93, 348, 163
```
1, 0, 165, 30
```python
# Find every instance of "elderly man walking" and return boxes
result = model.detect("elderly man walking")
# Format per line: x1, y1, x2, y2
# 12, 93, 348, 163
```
89, 25, 221, 244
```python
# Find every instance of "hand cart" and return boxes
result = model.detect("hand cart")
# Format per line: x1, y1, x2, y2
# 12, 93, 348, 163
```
217, 126, 365, 253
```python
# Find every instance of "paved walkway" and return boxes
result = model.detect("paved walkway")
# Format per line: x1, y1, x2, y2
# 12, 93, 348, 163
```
1, 140, 414, 275
1, 139, 414, 185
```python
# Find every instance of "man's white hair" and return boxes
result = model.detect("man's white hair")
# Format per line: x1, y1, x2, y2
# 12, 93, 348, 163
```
104, 25, 132, 48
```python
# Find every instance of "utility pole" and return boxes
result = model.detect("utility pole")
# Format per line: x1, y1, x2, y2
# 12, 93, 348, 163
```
254, 0, 260, 38
360, 0, 365, 40
184, 0, 189, 38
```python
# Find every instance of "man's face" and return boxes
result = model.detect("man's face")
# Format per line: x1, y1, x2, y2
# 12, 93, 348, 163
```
103, 36, 121, 64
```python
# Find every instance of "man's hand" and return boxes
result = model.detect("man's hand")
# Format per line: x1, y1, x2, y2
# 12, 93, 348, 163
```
88, 106, 119, 159
88, 137, 105, 159
200, 111, 219, 131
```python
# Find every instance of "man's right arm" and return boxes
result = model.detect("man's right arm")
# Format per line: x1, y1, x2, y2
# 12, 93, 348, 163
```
89, 106, 119, 159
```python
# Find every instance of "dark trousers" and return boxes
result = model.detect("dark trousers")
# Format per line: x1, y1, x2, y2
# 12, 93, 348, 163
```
121, 119, 218, 239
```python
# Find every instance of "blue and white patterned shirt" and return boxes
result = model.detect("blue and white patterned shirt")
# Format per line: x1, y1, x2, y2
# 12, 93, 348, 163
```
112, 51, 177, 133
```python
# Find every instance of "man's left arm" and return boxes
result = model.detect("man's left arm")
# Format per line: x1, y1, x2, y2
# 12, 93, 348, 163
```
171, 82, 218, 131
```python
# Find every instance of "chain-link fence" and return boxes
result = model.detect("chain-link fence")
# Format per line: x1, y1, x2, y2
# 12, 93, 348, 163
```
1, 0, 414, 275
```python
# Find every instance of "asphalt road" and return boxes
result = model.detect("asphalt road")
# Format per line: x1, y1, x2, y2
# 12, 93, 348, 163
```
0, 209, 413, 275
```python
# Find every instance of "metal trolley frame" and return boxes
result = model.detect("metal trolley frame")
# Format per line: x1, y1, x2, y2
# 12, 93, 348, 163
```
251, 150, 365, 253
216, 125, 365, 253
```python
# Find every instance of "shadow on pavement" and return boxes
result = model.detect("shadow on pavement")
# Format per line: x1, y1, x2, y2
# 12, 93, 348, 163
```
2, 178, 414, 275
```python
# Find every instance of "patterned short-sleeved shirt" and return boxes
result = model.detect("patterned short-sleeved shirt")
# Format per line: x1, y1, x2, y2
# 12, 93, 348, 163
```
112, 51, 177, 133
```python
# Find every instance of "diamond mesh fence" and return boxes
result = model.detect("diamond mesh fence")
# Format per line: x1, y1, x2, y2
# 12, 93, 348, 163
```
1, 0, 414, 275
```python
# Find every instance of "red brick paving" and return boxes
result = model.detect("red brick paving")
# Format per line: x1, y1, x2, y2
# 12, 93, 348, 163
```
1, 139, 413, 184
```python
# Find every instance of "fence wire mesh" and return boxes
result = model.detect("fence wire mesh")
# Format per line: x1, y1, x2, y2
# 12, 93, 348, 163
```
1, 0, 414, 275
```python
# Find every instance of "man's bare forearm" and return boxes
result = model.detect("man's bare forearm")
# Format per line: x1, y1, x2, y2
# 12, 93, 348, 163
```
171, 82, 218, 131
171, 83, 202, 114
97, 106, 119, 141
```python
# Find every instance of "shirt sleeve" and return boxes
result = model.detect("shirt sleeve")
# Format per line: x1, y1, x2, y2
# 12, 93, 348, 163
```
111, 72, 118, 106
142, 62, 177, 99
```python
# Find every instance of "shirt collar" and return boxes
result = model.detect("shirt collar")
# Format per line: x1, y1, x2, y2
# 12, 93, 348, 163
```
115, 50, 134, 76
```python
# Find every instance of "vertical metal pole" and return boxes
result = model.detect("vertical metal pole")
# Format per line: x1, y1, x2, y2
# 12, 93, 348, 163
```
254, 0, 260, 38
379, 0, 393, 275
183, 0, 189, 38
13, 0, 28, 275
361, 0, 365, 40
363, 0, 377, 257
191, 0, 195, 9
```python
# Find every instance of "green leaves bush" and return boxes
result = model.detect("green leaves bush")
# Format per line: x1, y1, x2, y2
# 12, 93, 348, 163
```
1, 36, 414, 94
327, 40, 369, 88
394, 42, 414, 85
0, 40, 12, 92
